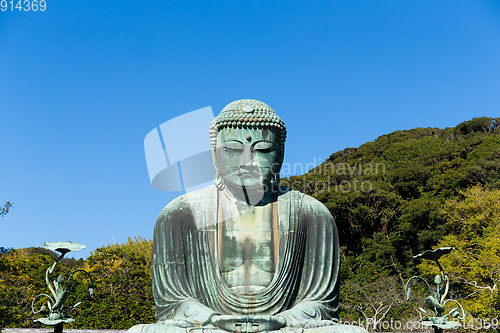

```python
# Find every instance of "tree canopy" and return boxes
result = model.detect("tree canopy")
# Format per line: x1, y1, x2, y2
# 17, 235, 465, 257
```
1, 201, 13, 217
283, 117, 500, 322
418, 185, 500, 319
283, 117, 500, 281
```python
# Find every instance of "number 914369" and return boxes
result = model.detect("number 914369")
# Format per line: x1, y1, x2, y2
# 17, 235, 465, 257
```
1, 0, 46, 11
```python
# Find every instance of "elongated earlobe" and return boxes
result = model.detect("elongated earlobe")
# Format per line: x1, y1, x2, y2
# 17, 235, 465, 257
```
214, 170, 223, 189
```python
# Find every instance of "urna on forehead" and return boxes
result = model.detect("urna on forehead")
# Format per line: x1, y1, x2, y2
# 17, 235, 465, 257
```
209, 99, 287, 149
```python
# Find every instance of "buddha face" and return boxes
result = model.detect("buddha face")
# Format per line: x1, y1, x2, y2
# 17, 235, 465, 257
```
215, 127, 281, 190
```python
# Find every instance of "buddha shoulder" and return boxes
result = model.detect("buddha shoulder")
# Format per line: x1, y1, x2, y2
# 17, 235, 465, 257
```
280, 187, 332, 210
156, 185, 217, 222
279, 188, 335, 223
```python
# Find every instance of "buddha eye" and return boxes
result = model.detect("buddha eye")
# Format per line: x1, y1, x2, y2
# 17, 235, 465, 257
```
222, 143, 244, 153
254, 142, 275, 153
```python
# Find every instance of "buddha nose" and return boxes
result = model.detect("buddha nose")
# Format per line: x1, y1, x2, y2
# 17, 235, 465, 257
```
240, 146, 255, 166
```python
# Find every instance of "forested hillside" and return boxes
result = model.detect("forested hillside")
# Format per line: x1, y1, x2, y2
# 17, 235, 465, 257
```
283, 116, 500, 326
285, 116, 500, 279
1, 117, 499, 331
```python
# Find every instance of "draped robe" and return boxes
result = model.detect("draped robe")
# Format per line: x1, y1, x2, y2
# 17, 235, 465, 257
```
129, 185, 349, 333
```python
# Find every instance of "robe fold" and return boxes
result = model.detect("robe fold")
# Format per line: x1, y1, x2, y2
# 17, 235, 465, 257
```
151, 185, 340, 327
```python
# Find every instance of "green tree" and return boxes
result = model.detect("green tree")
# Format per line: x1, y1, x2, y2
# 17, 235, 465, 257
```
71, 237, 154, 329
0, 239, 153, 329
0, 249, 56, 328
417, 185, 500, 319
282, 116, 500, 326
283, 117, 500, 283
1, 202, 13, 217
0, 247, 92, 329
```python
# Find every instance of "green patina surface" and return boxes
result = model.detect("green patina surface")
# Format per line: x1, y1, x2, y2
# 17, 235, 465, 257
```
129, 99, 367, 333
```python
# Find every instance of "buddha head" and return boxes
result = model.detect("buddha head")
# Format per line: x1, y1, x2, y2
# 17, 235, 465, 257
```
210, 99, 286, 195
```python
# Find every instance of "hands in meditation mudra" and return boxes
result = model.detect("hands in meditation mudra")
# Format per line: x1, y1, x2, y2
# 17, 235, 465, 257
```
129, 100, 367, 333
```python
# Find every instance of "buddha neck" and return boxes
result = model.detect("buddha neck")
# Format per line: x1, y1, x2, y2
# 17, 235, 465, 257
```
222, 181, 275, 206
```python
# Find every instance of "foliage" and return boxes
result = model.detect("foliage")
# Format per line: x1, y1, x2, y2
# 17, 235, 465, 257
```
70, 237, 154, 329
340, 275, 412, 332
1, 202, 13, 217
284, 117, 499, 272
0, 248, 95, 329
0, 249, 56, 328
282, 116, 500, 322
417, 185, 500, 319
0, 238, 154, 329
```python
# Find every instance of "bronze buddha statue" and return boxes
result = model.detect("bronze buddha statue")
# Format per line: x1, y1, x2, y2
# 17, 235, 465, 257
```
129, 99, 367, 333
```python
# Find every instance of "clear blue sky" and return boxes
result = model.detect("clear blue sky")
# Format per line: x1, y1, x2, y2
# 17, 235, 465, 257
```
1, 0, 499, 259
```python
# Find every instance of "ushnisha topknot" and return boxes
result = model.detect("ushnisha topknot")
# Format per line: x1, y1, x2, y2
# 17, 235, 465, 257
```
209, 99, 287, 151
